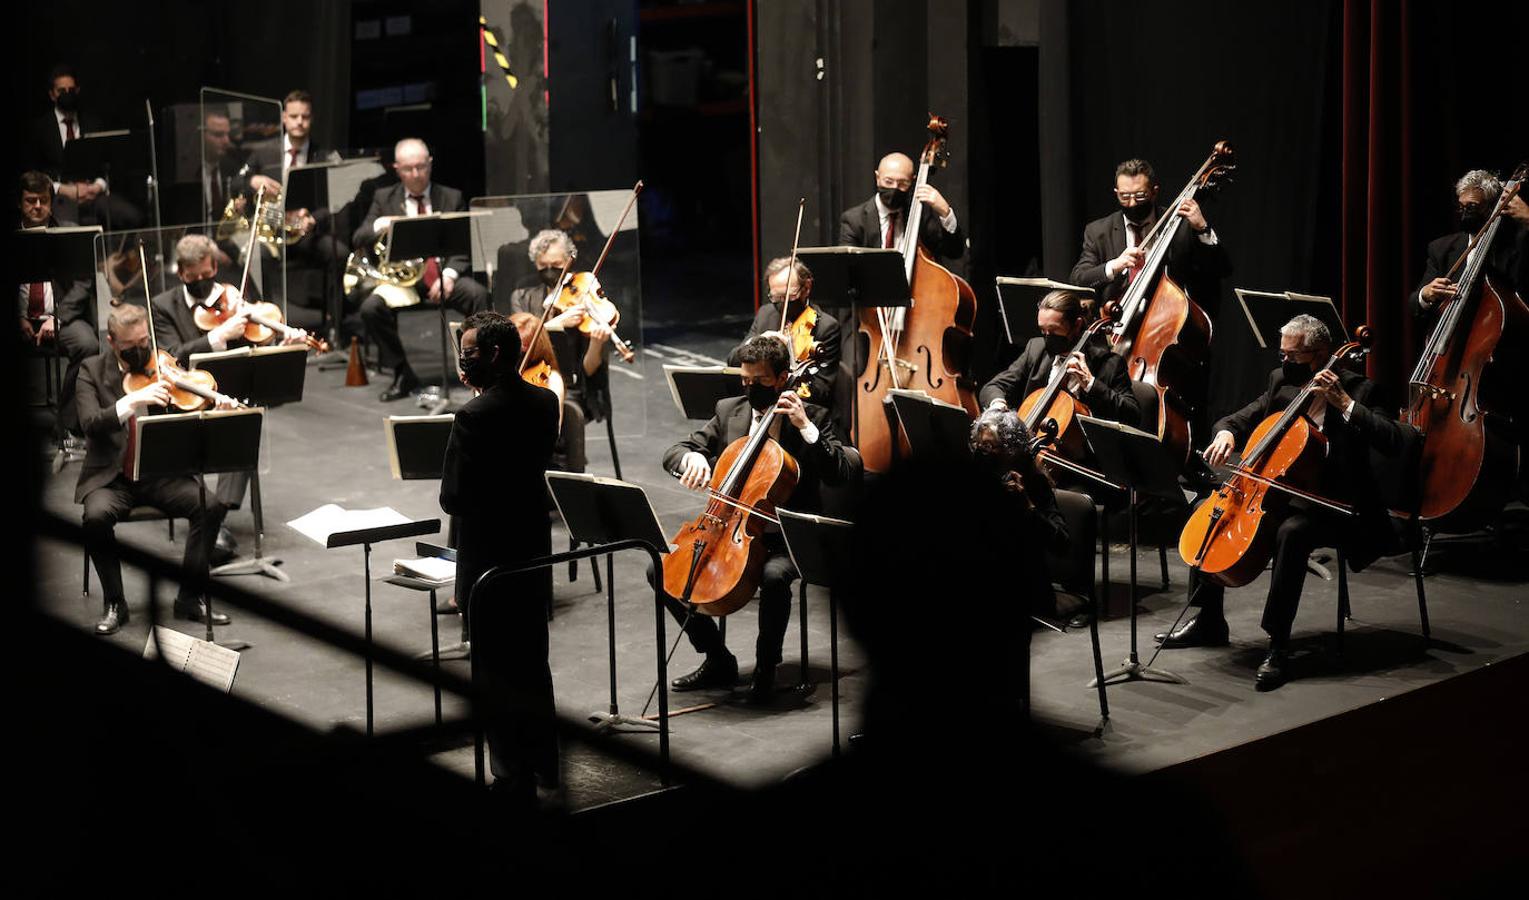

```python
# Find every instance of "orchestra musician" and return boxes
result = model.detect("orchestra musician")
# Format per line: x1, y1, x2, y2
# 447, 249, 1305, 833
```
1069, 158, 1230, 311
1158, 315, 1409, 690
660, 335, 853, 703
727, 256, 841, 406
440, 310, 561, 807
1410, 169, 1529, 325
26, 64, 141, 229
354, 138, 491, 402
969, 408, 1070, 619
75, 304, 231, 635
19, 171, 99, 450
839, 152, 965, 260
507, 311, 565, 429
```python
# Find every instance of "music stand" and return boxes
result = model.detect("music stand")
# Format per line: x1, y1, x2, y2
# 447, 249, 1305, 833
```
795, 246, 909, 464
1234, 289, 1347, 351
663, 365, 744, 420
546, 471, 671, 733
995, 277, 1095, 346
777, 508, 852, 757
384, 414, 454, 479
1076, 415, 1188, 687
388, 211, 489, 413
888, 388, 972, 463
14, 226, 101, 284
131, 407, 264, 650
192, 344, 309, 582
62, 129, 133, 231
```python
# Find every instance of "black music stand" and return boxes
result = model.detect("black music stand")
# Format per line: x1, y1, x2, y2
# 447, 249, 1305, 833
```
1077, 415, 1188, 687
388, 211, 484, 413
546, 471, 671, 733
663, 365, 744, 420
1234, 288, 1347, 351
384, 414, 454, 479
131, 408, 265, 651
795, 246, 910, 464
994, 277, 1095, 346
192, 344, 308, 582
321, 514, 442, 736
777, 508, 852, 758
14, 225, 101, 284
62, 129, 133, 230
889, 388, 972, 463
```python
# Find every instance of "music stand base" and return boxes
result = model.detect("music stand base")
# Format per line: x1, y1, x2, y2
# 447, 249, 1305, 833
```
211, 556, 289, 581
588, 710, 661, 732
1090, 656, 1187, 687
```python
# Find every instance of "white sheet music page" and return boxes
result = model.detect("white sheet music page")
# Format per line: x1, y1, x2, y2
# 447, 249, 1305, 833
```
143, 626, 240, 693
286, 504, 411, 546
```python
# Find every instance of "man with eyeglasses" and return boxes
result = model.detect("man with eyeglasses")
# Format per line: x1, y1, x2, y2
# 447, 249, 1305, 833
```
354, 137, 490, 402
1070, 158, 1230, 310
1156, 314, 1409, 691
838, 152, 965, 261
727, 255, 841, 405
1410, 169, 1529, 326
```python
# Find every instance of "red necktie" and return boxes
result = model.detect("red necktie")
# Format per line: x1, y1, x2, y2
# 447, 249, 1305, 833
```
288, 146, 300, 168
883, 212, 897, 249
63, 117, 76, 142
27, 282, 47, 318
410, 195, 442, 296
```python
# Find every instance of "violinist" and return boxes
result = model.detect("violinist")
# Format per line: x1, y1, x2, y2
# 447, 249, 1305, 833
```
507, 229, 612, 426
979, 290, 1140, 432
727, 256, 841, 405
1410, 169, 1529, 325
660, 335, 852, 704
838, 152, 965, 260
74, 304, 231, 635
1070, 158, 1230, 310
1159, 315, 1408, 691
507, 310, 566, 428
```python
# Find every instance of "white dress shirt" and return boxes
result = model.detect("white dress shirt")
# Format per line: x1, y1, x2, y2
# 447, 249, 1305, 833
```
52, 108, 109, 194
875, 194, 959, 253
1104, 213, 1219, 280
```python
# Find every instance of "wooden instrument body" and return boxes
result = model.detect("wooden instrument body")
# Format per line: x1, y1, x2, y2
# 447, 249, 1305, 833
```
1018, 388, 1091, 461
123, 349, 222, 412
662, 436, 800, 617
1404, 279, 1529, 527
854, 245, 979, 471
1114, 271, 1211, 465
1178, 414, 1326, 587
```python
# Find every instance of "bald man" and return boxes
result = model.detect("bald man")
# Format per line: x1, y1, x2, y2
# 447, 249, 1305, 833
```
353, 138, 490, 401
838, 151, 965, 261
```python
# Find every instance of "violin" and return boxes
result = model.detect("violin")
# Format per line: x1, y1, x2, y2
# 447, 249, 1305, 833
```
1401, 162, 1529, 528
1177, 330, 1371, 587
122, 348, 245, 413
551, 271, 636, 362
192, 290, 330, 353
662, 349, 825, 617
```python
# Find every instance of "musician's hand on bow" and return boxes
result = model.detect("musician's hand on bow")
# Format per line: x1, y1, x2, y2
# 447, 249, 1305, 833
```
210, 310, 249, 345
248, 174, 282, 195
280, 327, 310, 347
914, 184, 951, 218
1063, 351, 1094, 390
678, 451, 712, 491
1419, 277, 1457, 307
1505, 193, 1529, 227
214, 394, 241, 411
1203, 430, 1237, 468
775, 390, 812, 431
1310, 369, 1352, 410
127, 380, 173, 412
1177, 198, 1208, 232
1111, 245, 1146, 275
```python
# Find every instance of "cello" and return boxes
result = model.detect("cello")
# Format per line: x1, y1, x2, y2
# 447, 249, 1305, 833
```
1109, 141, 1236, 465
1177, 330, 1371, 587
1017, 313, 1114, 463
1401, 162, 1529, 528
662, 349, 825, 617
855, 114, 979, 472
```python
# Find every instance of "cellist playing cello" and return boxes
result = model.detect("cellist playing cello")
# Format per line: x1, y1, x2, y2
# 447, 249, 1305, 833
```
1160, 315, 1409, 691
728, 256, 842, 405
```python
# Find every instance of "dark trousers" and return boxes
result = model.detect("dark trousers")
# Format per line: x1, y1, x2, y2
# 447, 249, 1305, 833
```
215, 470, 249, 511
358, 277, 489, 373
82, 475, 227, 607
1193, 504, 1344, 644
44, 318, 100, 436
660, 541, 800, 670
474, 569, 558, 789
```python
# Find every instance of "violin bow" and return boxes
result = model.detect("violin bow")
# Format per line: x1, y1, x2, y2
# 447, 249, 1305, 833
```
139, 244, 163, 386
779, 197, 806, 335
236, 186, 267, 300
520, 255, 576, 376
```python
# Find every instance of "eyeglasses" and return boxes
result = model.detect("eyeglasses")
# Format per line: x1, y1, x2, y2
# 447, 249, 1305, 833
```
876, 177, 912, 190
1456, 202, 1485, 214
396, 162, 431, 174
1277, 350, 1315, 362
767, 292, 803, 304
1114, 190, 1151, 202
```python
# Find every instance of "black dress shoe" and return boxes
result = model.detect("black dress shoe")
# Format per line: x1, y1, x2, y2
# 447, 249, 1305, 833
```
95, 602, 129, 635
1067, 612, 1095, 630
379, 371, 420, 402
1155, 613, 1230, 648
671, 654, 739, 692
212, 526, 239, 565
741, 665, 777, 705
1255, 648, 1288, 691
173, 600, 232, 626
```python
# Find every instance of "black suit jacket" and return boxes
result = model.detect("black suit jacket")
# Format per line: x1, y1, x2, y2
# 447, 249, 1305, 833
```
1409, 224, 1529, 322
977, 335, 1141, 428
353, 182, 471, 275
74, 352, 131, 502
726, 302, 842, 404
1213, 367, 1409, 570
149, 286, 250, 366
1069, 208, 1231, 311
662, 397, 852, 516
440, 377, 561, 607
838, 197, 965, 261
244, 138, 339, 233
28, 109, 104, 180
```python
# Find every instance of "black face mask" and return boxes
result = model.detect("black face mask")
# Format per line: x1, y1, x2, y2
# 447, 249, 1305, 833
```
459, 350, 497, 389
1122, 202, 1153, 224
185, 277, 215, 301
972, 444, 1011, 477
747, 382, 780, 413
1281, 360, 1314, 384
538, 267, 564, 288
119, 344, 151, 374
878, 185, 911, 211
1042, 334, 1073, 358
1459, 211, 1487, 232
55, 90, 80, 113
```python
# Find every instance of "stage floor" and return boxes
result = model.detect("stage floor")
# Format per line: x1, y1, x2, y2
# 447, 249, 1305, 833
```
30, 316, 1529, 810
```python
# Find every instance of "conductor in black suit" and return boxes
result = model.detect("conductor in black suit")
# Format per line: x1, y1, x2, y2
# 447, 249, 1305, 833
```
838, 152, 965, 261
726, 256, 841, 406
1410, 169, 1529, 325
660, 335, 853, 703
440, 310, 561, 806
74, 304, 230, 635
1158, 315, 1410, 691
1069, 158, 1230, 310
354, 138, 491, 401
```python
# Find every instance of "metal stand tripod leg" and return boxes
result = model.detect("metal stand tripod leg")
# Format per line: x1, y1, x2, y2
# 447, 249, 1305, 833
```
1092, 488, 1185, 687
210, 469, 287, 581
198, 477, 250, 651
589, 552, 659, 732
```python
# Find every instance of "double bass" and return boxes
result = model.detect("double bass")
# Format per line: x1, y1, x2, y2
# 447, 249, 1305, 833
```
662, 350, 825, 617
1178, 330, 1370, 587
1108, 141, 1235, 465
1401, 163, 1529, 528
855, 114, 979, 472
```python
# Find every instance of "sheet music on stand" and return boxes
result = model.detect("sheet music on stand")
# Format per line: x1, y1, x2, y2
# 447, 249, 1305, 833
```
1234, 288, 1348, 350
284, 157, 385, 217
14, 225, 102, 283
387, 211, 490, 264
143, 626, 240, 693
995, 277, 1095, 346
286, 504, 423, 547
794, 246, 910, 314
189, 344, 309, 407
888, 388, 972, 462
384, 414, 454, 479
545, 472, 670, 553
62, 129, 132, 183
663, 365, 744, 420
128, 407, 265, 481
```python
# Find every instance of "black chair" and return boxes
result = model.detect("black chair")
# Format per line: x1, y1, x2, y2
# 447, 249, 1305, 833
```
1047, 489, 1110, 724
81, 506, 178, 598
